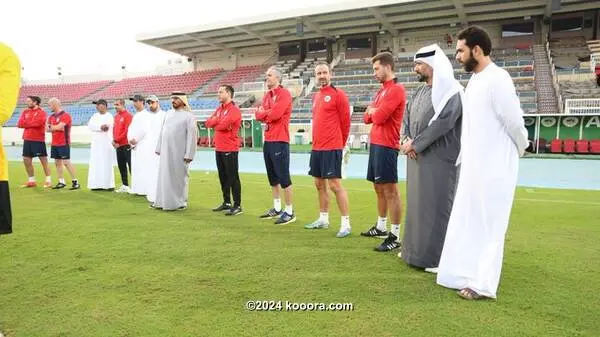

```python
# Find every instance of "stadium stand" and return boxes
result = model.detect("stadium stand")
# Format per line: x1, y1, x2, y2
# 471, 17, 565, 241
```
204, 65, 263, 93
18, 80, 112, 104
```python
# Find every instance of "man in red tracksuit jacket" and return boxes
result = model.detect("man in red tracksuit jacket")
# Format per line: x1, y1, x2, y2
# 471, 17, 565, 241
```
112, 98, 133, 193
17, 95, 52, 188
255, 66, 296, 225
303, 62, 352, 238
361, 52, 407, 253
206, 85, 243, 216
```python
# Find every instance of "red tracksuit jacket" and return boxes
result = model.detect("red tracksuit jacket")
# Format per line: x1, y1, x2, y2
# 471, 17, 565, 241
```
255, 86, 292, 143
17, 107, 47, 142
311, 85, 351, 151
113, 109, 133, 146
363, 79, 406, 150
205, 101, 242, 152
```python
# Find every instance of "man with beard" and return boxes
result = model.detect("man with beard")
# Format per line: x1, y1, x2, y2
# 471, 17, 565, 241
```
143, 95, 167, 204
17, 95, 52, 188
398, 44, 463, 272
360, 52, 407, 249
436, 26, 529, 300
303, 62, 351, 238
87, 99, 115, 191
152, 92, 198, 211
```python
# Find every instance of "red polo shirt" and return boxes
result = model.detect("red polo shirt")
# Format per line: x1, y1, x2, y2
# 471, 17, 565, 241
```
363, 79, 406, 150
113, 109, 133, 146
255, 85, 292, 143
205, 101, 242, 152
17, 107, 47, 142
48, 111, 72, 146
311, 85, 351, 151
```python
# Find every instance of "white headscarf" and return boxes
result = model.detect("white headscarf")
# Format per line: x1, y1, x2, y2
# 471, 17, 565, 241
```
414, 44, 464, 125
171, 92, 192, 112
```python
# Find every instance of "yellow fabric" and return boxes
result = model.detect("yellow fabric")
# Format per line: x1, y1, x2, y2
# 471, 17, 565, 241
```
0, 43, 21, 181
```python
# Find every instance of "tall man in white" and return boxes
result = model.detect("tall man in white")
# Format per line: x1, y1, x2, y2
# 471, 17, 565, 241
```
127, 94, 149, 196
143, 95, 166, 204
151, 92, 198, 211
436, 26, 529, 300
88, 99, 115, 190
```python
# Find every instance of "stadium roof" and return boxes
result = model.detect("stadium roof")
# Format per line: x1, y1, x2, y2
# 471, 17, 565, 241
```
137, 0, 600, 56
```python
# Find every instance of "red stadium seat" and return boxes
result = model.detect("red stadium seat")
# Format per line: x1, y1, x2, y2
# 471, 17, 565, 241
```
550, 139, 562, 153
576, 140, 589, 153
563, 139, 576, 153
590, 140, 600, 154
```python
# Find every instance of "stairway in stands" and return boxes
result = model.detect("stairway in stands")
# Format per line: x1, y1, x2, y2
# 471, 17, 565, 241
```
532, 44, 559, 114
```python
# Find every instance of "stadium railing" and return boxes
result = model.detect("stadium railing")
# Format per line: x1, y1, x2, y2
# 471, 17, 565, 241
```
564, 99, 600, 114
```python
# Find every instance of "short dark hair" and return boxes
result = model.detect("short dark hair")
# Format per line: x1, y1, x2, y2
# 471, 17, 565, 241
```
27, 96, 41, 105
457, 25, 492, 56
371, 52, 395, 71
220, 85, 234, 97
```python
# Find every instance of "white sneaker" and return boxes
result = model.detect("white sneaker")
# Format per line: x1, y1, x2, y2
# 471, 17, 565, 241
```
397, 252, 402, 258
115, 185, 130, 193
424, 267, 438, 274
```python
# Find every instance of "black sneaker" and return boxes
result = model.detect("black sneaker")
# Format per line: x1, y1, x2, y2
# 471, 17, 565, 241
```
274, 212, 296, 225
360, 225, 388, 238
259, 208, 281, 219
52, 183, 66, 190
225, 206, 243, 216
213, 203, 232, 212
374, 233, 401, 252
69, 182, 80, 190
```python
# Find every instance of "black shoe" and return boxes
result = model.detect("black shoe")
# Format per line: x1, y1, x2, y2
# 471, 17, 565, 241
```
213, 203, 232, 212
360, 225, 388, 238
374, 234, 401, 252
69, 182, 80, 190
274, 212, 296, 225
225, 206, 243, 216
259, 208, 281, 219
52, 183, 66, 190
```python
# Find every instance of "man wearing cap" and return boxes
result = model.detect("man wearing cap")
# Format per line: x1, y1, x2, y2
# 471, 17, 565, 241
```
127, 94, 152, 197
112, 98, 133, 193
398, 44, 463, 273
144, 95, 166, 204
152, 92, 198, 211
88, 99, 115, 191
17, 95, 52, 188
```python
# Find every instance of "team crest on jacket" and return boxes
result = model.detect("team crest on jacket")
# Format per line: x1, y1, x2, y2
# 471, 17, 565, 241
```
324, 95, 331, 102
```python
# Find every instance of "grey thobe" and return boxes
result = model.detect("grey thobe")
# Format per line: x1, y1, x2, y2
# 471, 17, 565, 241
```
401, 85, 462, 268
154, 109, 198, 210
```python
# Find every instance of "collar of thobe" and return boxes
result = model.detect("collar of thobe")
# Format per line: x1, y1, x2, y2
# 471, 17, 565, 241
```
414, 43, 464, 125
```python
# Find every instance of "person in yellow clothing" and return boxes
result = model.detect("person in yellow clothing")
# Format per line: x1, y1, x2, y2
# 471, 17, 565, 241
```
0, 42, 21, 235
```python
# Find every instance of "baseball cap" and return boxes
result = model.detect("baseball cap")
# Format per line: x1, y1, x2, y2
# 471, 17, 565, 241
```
92, 99, 108, 105
146, 95, 159, 103
129, 94, 145, 102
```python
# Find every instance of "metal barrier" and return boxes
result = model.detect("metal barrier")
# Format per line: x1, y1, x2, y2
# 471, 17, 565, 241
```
564, 99, 600, 114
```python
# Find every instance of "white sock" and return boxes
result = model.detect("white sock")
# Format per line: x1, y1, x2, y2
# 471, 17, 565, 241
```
285, 204, 293, 215
59, 178, 65, 184
273, 199, 282, 212
376, 216, 387, 232
391, 224, 400, 239
341, 215, 350, 230
28, 176, 35, 182
319, 212, 329, 224
45, 176, 51, 182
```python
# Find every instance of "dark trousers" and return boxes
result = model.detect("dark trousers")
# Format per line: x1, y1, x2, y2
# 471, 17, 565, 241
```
116, 145, 131, 186
0, 181, 12, 235
216, 151, 241, 207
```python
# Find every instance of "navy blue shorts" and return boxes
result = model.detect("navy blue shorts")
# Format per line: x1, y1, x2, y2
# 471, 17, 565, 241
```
51, 146, 70, 160
367, 144, 398, 184
263, 141, 292, 188
22, 140, 47, 158
309, 150, 342, 179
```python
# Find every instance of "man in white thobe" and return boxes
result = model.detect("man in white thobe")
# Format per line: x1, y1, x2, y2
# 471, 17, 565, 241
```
87, 99, 115, 190
436, 26, 529, 300
143, 95, 166, 204
127, 94, 151, 196
151, 92, 198, 211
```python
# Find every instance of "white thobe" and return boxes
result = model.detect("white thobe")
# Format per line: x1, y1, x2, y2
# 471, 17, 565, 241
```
436, 63, 529, 298
87, 112, 115, 189
128, 109, 155, 196
153, 109, 198, 210
146, 109, 166, 203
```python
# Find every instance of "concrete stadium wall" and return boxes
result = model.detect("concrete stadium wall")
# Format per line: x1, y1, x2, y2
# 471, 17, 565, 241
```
195, 46, 276, 70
